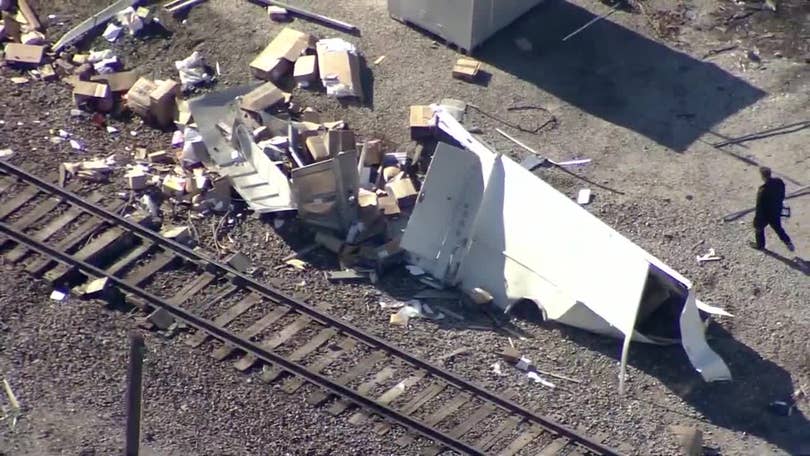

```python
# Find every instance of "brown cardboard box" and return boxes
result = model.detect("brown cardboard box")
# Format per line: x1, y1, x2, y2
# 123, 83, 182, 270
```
39, 64, 57, 81
409, 105, 434, 139
358, 188, 378, 208
305, 135, 329, 162
73, 81, 113, 112
250, 27, 314, 80
385, 178, 418, 208
91, 71, 139, 92
363, 139, 383, 166
316, 40, 362, 98
377, 195, 400, 216
3, 43, 45, 64
126, 77, 157, 119
126, 171, 148, 190
240, 82, 285, 113
452, 57, 481, 81
150, 79, 180, 127
293, 54, 318, 87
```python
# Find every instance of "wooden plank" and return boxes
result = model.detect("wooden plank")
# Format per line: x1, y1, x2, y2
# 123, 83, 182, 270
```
448, 389, 517, 439
328, 366, 396, 416
234, 315, 311, 371
396, 393, 471, 447
374, 382, 445, 436
123, 251, 176, 287
537, 437, 569, 456
0, 186, 38, 219
106, 243, 153, 277
261, 327, 337, 383
186, 293, 259, 348
26, 200, 125, 276
211, 306, 289, 361
307, 350, 386, 406
497, 425, 543, 456
4, 192, 103, 263
169, 272, 216, 303
45, 227, 128, 281
349, 371, 425, 425
284, 337, 356, 394
476, 416, 521, 452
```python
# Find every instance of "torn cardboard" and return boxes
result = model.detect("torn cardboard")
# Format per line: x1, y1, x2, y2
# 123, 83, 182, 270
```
250, 27, 314, 81
315, 38, 362, 98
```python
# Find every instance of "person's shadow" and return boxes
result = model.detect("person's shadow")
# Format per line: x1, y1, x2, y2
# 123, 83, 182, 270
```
556, 322, 810, 454
762, 249, 810, 276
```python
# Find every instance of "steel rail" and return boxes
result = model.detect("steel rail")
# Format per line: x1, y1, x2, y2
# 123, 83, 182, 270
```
0, 162, 622, 456
0, 220, 481, 455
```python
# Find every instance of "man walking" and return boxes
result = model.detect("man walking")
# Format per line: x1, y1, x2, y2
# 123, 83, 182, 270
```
752, 167, 795, 252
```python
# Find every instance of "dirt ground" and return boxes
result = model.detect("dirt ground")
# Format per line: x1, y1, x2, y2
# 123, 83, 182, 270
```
1, 0, 809, 455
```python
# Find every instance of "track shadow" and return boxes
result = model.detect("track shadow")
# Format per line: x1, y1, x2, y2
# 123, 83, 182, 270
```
554, 322, 810, 454
476, 0, 767, 152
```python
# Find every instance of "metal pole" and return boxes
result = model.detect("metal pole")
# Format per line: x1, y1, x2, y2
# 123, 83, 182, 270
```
124, 332, 145, 456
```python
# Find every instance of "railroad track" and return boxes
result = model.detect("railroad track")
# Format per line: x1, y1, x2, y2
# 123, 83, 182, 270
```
0, 161, 626, 456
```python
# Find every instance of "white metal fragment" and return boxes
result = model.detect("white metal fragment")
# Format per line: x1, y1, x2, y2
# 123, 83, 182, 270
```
527, 372, 556, 388
401, 106, 732, 390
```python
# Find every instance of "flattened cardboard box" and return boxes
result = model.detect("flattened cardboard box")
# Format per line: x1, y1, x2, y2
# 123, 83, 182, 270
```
73, 81, 113, 111
91, 71, 139, 92
240, 82, 286, 113
3, 43, 45, 64
317, 44, 362, 98
250, 27, 314, 80
452, 58, 481, 81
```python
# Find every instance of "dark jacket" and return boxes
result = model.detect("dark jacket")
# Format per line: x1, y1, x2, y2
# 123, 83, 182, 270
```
755, 177, 786, 223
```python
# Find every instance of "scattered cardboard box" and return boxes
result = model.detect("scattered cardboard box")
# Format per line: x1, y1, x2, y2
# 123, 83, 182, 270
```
294, 54, 318, 88
377, 195, 400, 216
305, 135, 329, 162
126, 77, 157, 119
3, 43, 45, 65
326, 129, 356, 156
452, 57, 481, 81
316, 38, 362, 98
385, 178, 418, 208
150, 79, 180, 127
250, 27, 315, 81
358, 188, 378, 208
240, 81, 286, 113
39, 64, 57, 81
148, 150, 172, 163
91, 71, 138, 92
267, 5, 289, 21
126, 171, 148, 190
409, 105, 434, 139
73, 81, 113, 112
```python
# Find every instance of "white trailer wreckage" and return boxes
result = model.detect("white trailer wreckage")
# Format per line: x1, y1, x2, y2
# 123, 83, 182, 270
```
401, 107, 733, 391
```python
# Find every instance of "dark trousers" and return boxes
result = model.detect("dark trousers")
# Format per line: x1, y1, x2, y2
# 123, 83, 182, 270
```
755, 217, 792, 249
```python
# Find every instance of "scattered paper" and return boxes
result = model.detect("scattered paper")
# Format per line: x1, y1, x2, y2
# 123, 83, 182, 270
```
103, 22, 123, 42
527, 371, 556, 388
106, 126, 119, 134
491, 361, 505, 376
69, 139, 84, 151
285, 259, 308, 270
175, 51, 213, 88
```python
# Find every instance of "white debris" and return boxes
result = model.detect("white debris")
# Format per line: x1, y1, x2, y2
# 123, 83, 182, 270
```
379, 299, 410, 310
389, 300, 444, 326
106, 126, 119, 134
69, 139, 84, 151
0, 149, 13, 159
516, 356, 532, 371
527, 371, 556, 388
102, 22, 123, 42
577, 188, 592, 205
49, 289, 67, 301
171, 130, 185, 148
93, 56, 120, 74
405, 265, 425, 276
175, 51, 213, 89
58, 129, 71, 138
116, 7, 144, 35
491, 362, 505, 376
88, 49, 114, 64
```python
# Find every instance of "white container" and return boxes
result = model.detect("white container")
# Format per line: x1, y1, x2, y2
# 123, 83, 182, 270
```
388, 0, 545, 52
